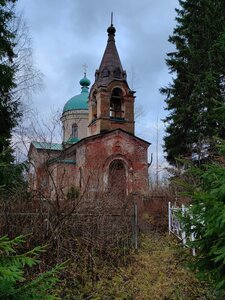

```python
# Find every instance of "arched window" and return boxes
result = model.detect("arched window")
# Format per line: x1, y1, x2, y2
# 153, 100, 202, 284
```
101, 67, 110, 77
110, 88, 123, 119
113, 67, 122, 79
72, 123, 78, 138
108, 159, 126, 196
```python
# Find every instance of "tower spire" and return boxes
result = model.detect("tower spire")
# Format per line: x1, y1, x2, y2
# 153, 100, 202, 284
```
94, 18, 126, 86
88, 20, 134, 137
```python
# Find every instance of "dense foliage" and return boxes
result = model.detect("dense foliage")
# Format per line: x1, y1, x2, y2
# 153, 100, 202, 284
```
180, 147, 225, 297
161, 0, 225, 165
0, 235, 64, 299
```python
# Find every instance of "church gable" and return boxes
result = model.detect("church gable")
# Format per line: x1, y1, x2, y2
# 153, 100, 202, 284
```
69, 129, 149, 196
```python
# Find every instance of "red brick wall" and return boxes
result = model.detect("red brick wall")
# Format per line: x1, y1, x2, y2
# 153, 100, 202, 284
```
75, 130, 149, 196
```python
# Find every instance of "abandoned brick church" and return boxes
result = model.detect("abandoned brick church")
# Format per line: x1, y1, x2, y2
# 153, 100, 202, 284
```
28, 23, 150, 199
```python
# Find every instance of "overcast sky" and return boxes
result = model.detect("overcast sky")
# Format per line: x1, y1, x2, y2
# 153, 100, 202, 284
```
16, 0, 179, 173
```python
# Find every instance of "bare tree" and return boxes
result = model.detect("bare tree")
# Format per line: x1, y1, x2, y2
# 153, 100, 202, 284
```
12, 13, 43, 107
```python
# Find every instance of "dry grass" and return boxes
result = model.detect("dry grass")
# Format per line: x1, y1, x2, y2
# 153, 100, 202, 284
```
57, 232, 214, 300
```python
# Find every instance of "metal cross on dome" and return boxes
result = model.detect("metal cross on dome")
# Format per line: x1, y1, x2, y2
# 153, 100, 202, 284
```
111, 12, 113, 26
82, 64, 88, 76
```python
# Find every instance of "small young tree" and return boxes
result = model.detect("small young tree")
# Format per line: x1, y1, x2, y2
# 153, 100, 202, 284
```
0, 235, 64, 299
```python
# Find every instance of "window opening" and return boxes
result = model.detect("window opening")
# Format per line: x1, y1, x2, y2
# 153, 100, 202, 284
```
101, 67, 110, 77
110, 88, 124, 119
113, 67, 122, 79
72, 123, 78, 138
91, 91, 97, 121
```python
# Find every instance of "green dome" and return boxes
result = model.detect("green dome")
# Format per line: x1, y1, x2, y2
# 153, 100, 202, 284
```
63, 74, 90, 113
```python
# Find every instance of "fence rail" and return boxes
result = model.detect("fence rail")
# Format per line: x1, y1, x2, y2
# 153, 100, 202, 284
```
168, 202, 196, 256
0, 204, 139, 250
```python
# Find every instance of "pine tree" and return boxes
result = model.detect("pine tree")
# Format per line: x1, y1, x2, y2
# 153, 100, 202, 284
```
0, 235, 64, 299
161, 0, 225, 166
0, 0, 22, 186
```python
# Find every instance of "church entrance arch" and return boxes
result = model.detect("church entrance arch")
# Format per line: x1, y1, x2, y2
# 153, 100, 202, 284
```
108, 159, 127, 197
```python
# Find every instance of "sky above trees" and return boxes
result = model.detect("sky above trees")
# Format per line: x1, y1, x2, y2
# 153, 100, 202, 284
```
16, 0, 179, 171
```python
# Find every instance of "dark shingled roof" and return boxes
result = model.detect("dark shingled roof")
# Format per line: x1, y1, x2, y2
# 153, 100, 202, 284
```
94, 25, 127, 86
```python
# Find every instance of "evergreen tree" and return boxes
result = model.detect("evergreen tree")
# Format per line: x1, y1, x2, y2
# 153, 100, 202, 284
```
0, 235, 64, 299
180, 143, 225, 296
161, 0, 225, 165
0, 0, 22, 185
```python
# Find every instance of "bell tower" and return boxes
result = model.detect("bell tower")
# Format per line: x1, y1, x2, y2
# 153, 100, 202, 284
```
88, 23, 135, 136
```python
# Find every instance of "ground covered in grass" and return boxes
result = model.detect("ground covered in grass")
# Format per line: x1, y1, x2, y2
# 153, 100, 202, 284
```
58, 232, 214, 299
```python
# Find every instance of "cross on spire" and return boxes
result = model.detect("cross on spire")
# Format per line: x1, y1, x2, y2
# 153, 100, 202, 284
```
111, 12, 113, 26
83, 63, 88, 76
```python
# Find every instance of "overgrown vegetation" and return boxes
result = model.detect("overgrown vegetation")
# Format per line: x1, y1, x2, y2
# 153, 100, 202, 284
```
0, 184, 217, 299
56, 233, 215, 299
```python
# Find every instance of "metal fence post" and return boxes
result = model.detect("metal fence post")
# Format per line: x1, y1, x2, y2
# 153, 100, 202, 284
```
168, 201, 171, 234
133, 204, 138, 250
190, 212, 196, 256
181, 204, 186, 246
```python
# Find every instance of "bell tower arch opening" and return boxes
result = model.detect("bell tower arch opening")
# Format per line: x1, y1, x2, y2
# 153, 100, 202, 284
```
110, 88, 124, 119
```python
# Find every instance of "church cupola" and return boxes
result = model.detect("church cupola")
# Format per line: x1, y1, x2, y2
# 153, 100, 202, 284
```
88, 23, 135, 136
61, 74, 90, 144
